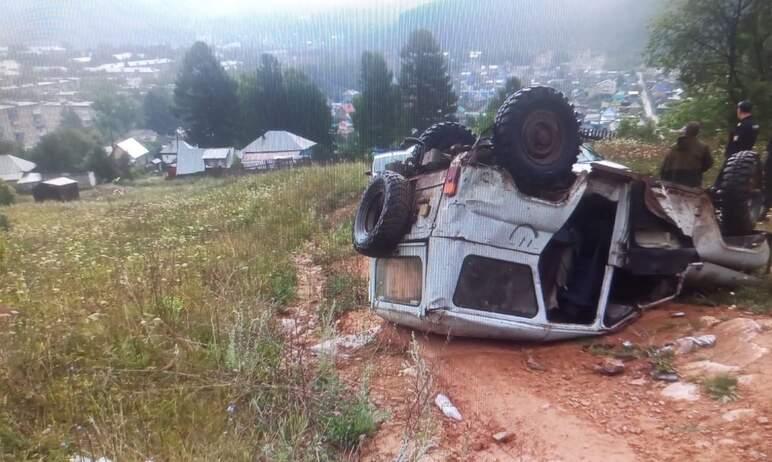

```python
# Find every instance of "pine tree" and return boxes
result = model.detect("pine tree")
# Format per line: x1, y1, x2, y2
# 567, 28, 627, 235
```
282, 69, 333, 153
475, 76, 522, 132
237, 55, 332, 154
352, 52, 400, 151
174, 42, 238, 148
399, 29, 458, 135
143, 88, 179, 136
238, 54, 284, 145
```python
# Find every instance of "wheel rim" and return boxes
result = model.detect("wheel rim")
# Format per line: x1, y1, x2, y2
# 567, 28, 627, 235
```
522, 110, 562, 165
364, 192, 384, 232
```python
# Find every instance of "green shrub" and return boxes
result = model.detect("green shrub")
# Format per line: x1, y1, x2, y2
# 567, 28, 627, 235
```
704, 374, 739, 402
0, 180, 15, 206
0, 214, 8, 232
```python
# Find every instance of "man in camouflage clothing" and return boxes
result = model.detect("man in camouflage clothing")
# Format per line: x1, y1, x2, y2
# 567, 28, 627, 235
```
660, 121, 714, 188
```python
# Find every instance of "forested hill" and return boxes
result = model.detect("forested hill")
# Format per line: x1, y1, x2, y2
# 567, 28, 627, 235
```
396, 0, 664, 66
3, 0, 662, 67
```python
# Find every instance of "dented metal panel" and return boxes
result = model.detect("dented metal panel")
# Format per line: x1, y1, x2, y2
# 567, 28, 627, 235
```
432, 166, 589, 254
648, 182, 769, 271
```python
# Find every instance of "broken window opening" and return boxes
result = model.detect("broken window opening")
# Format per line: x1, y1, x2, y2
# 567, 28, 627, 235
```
539, 194, 616, 325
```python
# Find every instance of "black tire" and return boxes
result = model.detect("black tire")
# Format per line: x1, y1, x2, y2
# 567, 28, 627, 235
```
717, 150, 763, 236
493, 86, 580, 189
412, 122, 476, 168
352, 171, 413, 257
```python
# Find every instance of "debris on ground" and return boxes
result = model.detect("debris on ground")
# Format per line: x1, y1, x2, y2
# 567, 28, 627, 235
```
279, 318, 302, 336
670, 311, 686, 318
670, 334, 717, 355
435, 393, 462, 421
70, 456, 113, 462
594, 358, 625, 376
661, 382, 700, 401
492, 431, 515, 443
310, 326, 381, 357
651, 371, 679, 382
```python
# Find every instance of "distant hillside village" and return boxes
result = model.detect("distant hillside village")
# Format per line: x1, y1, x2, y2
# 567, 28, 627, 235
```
0, 128, 317, 202
0, 38, 683, 203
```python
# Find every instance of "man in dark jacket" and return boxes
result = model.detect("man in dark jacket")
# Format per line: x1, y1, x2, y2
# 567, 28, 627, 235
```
660, 121, 714, 188
726, 100, 760, 156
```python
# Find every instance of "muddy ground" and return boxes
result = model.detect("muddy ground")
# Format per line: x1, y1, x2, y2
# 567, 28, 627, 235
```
288, 250, 772, 462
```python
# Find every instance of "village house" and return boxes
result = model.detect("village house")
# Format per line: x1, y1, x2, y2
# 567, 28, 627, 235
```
202, 147, 236, 171
160, 138, 207, 177
0, 154, 36, 183
240, 130, 316, 171
111, 137, 150, 165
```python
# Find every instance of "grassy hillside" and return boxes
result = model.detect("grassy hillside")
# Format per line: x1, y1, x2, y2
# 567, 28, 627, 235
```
0, 165, 369, 461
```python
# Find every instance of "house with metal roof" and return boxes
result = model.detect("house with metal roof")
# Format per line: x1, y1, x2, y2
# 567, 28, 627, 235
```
33, 177, 79, 202
0, 154, 36, 182
240, 131, 316, 170
173, 141, 206, 177
202, 147, 236, 170
112, 137, 150, 165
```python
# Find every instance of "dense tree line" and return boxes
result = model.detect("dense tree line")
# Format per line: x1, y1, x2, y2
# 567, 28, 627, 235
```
174, 42, 332, 155
648, 0, 772, 132
352, 29, 460, 152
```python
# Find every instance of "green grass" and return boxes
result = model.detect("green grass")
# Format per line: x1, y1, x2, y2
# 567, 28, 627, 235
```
648, 348, 677, 375
703, 374, 739, 402
681, 281, 772, 315
0, 164, 373, 461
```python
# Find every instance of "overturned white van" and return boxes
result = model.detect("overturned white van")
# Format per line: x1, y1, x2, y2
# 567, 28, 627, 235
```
352, 87, 769, 341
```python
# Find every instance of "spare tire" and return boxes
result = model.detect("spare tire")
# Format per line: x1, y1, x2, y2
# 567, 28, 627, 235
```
717, 150, 763, 236
353, 171, 413, 257
493, 86, 580, 189
412, 122, 476, 168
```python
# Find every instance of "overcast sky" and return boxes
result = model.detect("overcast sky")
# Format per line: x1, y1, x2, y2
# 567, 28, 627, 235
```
182, 0, 434, 16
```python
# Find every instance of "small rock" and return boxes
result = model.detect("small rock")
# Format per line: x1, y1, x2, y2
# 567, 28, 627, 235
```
699, 316, 721, 328
435, 394, 462, 421
718, 438, 738, 447
738, 375, 755, 386
682, 361, 739, 378
492, 431, 514, 443
695, 440, 711, 450
526, 356, 546, 372
628, 378, 647, 386
673, 338, 696, 355
310, 327, 381, 356
671, 311, 686, 318
721, 409, 755, 422
661, 382, 700, 401
594, 358, 625, 376
757, 416, 769, 425
622, 340, 634, 349
691, 335, 716, 347
279, 318, 298, 334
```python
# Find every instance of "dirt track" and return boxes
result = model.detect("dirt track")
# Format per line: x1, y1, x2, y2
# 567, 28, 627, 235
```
291, 249, 772, 461
352, 304, 772, 462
